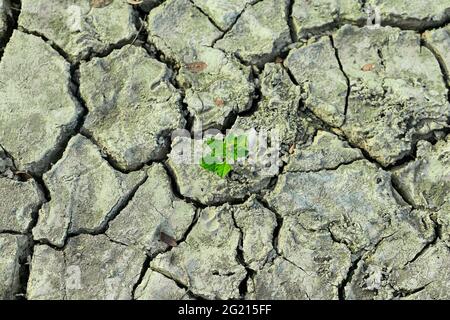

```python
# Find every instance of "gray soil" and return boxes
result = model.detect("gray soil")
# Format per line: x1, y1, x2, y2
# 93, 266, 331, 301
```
1, 0, 450, 300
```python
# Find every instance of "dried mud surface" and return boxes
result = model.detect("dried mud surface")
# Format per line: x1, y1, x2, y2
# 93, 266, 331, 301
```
1, 0, 450, 300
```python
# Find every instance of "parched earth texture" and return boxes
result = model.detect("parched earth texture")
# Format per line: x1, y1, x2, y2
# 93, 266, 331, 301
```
1, 0, 450, 300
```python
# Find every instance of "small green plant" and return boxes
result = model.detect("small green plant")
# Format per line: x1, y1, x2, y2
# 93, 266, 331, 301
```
200, 134, 249, 178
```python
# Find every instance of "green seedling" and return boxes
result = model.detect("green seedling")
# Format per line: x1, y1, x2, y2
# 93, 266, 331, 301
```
200, 134, 249, 178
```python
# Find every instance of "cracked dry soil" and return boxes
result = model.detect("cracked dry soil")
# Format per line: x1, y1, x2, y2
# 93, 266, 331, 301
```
0, 0, 450, 300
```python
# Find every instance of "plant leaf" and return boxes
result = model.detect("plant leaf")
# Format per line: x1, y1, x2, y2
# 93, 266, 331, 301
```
200, 135, 248, 178
214, 163, 233, 178
200, 158, 217, 172
200, 159, 232, 178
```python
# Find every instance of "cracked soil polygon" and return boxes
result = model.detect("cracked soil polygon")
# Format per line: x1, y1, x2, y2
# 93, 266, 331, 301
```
1, 0, 450, 301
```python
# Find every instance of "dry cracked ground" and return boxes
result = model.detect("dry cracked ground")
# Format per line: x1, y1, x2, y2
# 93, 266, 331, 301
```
0, 0, 450, 300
